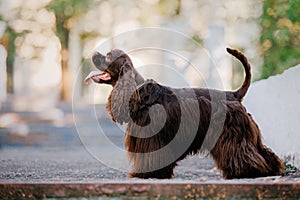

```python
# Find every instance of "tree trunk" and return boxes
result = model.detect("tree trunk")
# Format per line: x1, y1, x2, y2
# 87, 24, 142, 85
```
60, 48, 71, 100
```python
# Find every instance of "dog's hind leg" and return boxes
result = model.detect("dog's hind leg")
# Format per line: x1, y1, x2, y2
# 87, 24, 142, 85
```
258, 146, 284, 176
211, 136, 275, 179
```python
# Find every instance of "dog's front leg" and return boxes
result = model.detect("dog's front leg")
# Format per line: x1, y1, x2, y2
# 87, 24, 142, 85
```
126, 134, 177, 179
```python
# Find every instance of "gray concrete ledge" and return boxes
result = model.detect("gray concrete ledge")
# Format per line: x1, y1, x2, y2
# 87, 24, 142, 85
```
1, 181, 300, 199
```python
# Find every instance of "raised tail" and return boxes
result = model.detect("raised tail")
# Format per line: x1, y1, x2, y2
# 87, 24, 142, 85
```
226, 48, 251, 101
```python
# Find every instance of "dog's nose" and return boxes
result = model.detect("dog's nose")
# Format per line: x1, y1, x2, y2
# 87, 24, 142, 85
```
92, 51, 104, 66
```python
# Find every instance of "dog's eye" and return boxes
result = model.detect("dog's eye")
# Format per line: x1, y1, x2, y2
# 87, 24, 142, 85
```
107, 52, 112, 59
106, 54, 111, 63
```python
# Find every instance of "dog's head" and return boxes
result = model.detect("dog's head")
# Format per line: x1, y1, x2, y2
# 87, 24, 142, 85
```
85, 49, 134, 85
85, 49, 137, 124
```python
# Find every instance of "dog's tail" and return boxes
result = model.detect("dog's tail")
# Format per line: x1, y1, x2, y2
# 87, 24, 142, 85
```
226, 48, 251, 101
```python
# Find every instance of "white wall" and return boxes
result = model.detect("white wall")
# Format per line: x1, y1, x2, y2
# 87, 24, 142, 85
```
244, 64, 300, 167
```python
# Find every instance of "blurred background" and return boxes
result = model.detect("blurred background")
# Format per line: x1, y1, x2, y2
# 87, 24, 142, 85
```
0, 0, 299, 148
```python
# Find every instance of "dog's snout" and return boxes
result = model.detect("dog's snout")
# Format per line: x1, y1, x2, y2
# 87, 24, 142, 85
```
92, 52, 104, 66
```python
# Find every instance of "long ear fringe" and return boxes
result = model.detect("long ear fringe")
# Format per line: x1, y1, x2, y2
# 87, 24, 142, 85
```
107, 66, 137, 124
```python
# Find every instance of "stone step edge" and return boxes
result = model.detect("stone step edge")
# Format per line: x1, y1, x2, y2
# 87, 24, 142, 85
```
1, 182, 299, 199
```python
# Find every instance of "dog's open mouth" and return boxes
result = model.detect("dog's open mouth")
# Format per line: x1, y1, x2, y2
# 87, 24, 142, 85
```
84, 71, 111, 84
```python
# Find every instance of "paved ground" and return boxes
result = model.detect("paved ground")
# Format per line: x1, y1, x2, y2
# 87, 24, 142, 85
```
0, 146, 221, 183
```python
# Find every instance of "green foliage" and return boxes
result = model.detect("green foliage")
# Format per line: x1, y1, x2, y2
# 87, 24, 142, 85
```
285, 163, 298, 171
260, 0, 300, 79
192, 35, 203, 46
47, 0, 92, 48
157, 0, 181, 16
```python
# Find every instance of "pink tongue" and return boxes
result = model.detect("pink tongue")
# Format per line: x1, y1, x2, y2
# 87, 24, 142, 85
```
84, 71, 111, 84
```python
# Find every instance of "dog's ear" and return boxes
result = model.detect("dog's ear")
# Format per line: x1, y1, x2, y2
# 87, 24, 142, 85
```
119, 61, 132, 76
108, 63, 137, 124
